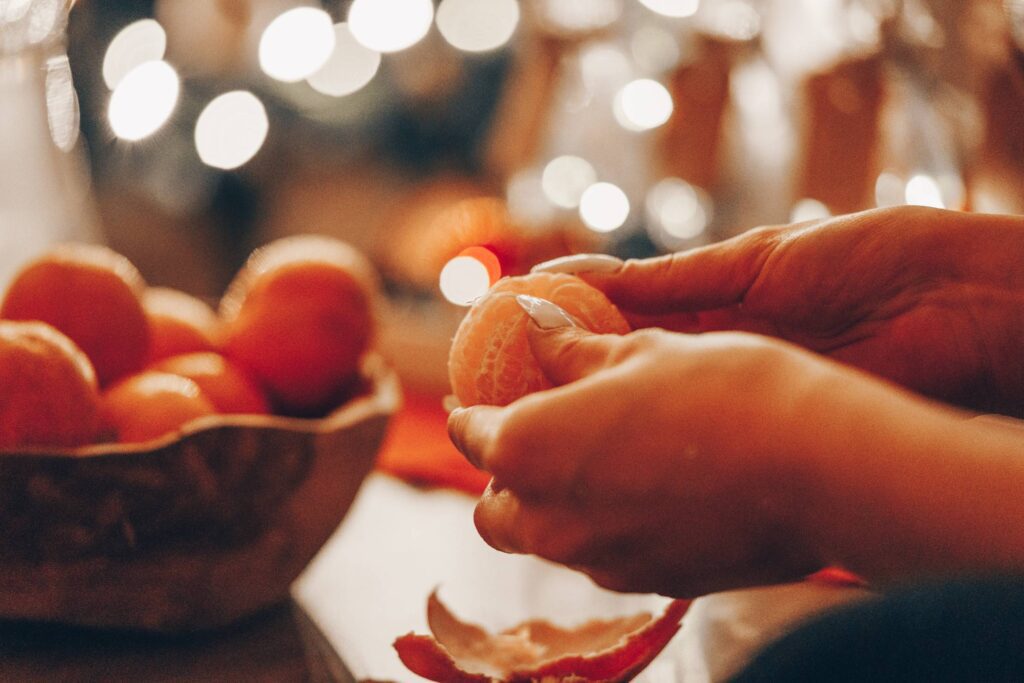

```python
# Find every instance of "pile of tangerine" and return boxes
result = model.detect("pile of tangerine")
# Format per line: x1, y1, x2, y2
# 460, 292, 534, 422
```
0, 236, 377, 450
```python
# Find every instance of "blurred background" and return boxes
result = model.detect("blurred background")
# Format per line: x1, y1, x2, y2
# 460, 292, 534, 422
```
3, 0, 1024, 393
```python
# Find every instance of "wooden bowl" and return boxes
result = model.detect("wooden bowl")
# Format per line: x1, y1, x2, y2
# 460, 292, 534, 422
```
0, 356, 400, 632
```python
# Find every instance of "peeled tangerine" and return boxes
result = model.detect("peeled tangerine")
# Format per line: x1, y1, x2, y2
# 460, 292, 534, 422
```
448, 272, 630, 407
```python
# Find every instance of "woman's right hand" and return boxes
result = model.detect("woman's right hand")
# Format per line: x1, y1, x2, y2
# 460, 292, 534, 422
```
538, 207, 1024, 417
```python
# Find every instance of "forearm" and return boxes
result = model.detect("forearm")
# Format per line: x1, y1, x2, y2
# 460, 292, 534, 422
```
796, 371, 1024, 586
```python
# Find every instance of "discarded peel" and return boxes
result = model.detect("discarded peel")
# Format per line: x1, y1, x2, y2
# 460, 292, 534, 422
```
448, 272, 630, 407
394, 592, 690, 682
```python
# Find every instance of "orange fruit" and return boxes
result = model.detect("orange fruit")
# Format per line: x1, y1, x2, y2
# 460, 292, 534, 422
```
143, 287, 220, 363
220, 235, 377, 415
0, 244, 149, 386
100, 371, 216, 443
448, 272, 630, 407
0, 321, 101, 449
151, 352, 270, 415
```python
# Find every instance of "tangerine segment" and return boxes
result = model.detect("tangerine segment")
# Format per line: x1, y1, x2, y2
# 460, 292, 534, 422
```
100, 371, 216, 443
0, 321, 101, 449
143, 287, 220, 363
151, 352, 270, 415
448, 272, 630, 407
0, 243, 149, 386
220, 236, 377, 415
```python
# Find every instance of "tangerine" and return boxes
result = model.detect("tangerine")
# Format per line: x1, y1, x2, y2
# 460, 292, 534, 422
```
143, 287, 220, 363
151, 351, 270, 415
0, 244, 149, 386
448, 272, 630, 407
100, 371, 216, 443
220, 235, 377, 415
0, 321, 101, 449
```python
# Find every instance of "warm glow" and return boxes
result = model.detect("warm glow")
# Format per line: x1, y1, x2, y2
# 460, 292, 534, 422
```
308, 23, 381, 97
108, 60, 179, 141
541, 155, 597, 209
579, 182, 630, 233
440, 255, 492, 306
506, 168, 556, 226
904, 174, 945, 209
259, 7, 336, 83
875, 171, 904, 207
194, 91, 268, 170
348, 0, 434, 53
614, 79, 673, 131
645, 178, 709, 241
790, 198, 831, 223
102, 19, 167, 90
631, 25, 681, 73
436, 0, 519, 53
535, 0, 621, 33
637, 0, 699, 18
703, 0, 761, 41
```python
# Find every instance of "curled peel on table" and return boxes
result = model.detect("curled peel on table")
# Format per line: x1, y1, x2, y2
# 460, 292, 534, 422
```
393, 592, 691, 682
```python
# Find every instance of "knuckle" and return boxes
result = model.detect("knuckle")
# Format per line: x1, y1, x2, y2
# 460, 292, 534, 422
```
485, 412, 531, 480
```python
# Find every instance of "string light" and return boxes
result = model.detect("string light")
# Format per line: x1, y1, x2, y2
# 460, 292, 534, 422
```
194, 91, 268, 170
258, 7, 336, 83
904, 174, 945, 208
307, 23, 381, 97
348, 0, 434, 53
541, 156, 597, 209
646, 178, 710, 242
440, 254, 492, 306
102, 19, 166, 90
436, 0, 519, 53
579, 182, 630, 232
614, 79, 673, 131
790, 198, 831, 222
637, 0, 699, 18
108, 60, 179, 141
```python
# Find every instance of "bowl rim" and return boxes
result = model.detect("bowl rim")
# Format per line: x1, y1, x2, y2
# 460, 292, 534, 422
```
0, 354, 402, 460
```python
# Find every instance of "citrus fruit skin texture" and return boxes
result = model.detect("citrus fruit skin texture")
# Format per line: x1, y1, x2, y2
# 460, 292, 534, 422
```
0, 321, 101, 449
151, 351, 270, 415
220, 236, 377, 416
449, 272, 630, 407
0, 244, 149, 386
100, 371, 216, 443
143, 287, 220, 363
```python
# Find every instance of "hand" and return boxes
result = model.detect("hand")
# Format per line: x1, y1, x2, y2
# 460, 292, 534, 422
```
447, 318, 964, 598
540, 207, 1024, 416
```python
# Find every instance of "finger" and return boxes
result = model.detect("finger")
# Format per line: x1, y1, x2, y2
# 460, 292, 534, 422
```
525, 323, 625, 386
580, 225, 791, 314
447, 405, 503, 470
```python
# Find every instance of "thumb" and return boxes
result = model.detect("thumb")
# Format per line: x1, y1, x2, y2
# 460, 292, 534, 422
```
515, 295, 622, 385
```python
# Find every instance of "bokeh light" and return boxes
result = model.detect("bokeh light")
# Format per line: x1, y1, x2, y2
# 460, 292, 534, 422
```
875, 170, 904, 207
645, 178, 710, 243
579, 182, 630, 233
614, 79, 673, 131
259, 7, 336, 83
440, 254, 492, 306
108, 60, 179, 141
102, 19, 167, 90
348, 0, 434, 53
904, 174, 944, 208
194, 91, 269, 170
436, 0, 519, 53
307, 23, 382, 97
790, 197, 831, 222
541, 155, 597, 209
507, 168, 557, 226
702, 0, 762, 41
637, 0, 699, 18
631, 25, 681, 74
534, 0, 622, 34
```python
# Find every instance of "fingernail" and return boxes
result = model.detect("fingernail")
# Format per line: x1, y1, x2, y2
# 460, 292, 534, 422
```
442, 394, 462, 414
515, 295, 578, 329
531, 253, 623, 274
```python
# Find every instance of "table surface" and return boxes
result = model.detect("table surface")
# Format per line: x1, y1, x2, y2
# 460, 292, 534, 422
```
0, 475, 676, 682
